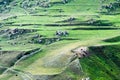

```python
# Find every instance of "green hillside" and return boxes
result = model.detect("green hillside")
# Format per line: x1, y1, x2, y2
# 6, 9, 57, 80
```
0, 0, 120, 80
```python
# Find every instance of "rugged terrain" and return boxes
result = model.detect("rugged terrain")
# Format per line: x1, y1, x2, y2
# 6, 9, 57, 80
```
0, 0, 120, 80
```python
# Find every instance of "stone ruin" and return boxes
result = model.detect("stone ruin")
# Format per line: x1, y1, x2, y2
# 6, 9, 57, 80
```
0, 28, 36, 39
29, 34, 61, 45
28, 30, 68, 45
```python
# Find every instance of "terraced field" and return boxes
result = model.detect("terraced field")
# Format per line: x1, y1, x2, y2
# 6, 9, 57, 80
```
0, 0, 120, 80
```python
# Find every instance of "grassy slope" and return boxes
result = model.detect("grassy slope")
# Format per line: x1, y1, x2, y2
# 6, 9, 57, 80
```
0, 0, 120, 80
80, 45, 120, 80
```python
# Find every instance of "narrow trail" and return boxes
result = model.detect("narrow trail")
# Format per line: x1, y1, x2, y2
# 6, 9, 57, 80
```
0, 48, 44, 80
14, 49, 42, 66
0, 65, 33, 80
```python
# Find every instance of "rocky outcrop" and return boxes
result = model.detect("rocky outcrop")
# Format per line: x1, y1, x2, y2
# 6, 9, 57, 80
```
71, 47, 90, 59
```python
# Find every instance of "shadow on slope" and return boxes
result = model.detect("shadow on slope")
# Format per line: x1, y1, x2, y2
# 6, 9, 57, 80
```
103, 36, 120, 43
71, 27, 120, 30
46, 20, 113, 26
80, 45, 120, 80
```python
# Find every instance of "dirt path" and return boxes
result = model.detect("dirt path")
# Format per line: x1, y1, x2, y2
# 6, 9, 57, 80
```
2, 48, 41, 74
